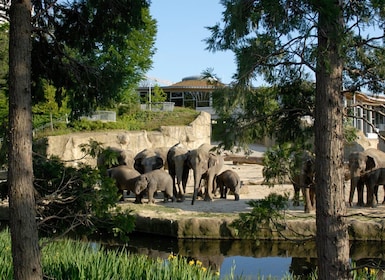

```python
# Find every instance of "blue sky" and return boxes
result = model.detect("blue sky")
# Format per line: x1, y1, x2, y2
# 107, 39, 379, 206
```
145, 1, 236, 85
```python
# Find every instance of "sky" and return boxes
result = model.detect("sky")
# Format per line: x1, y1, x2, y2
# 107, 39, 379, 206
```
145, 1, 237, 86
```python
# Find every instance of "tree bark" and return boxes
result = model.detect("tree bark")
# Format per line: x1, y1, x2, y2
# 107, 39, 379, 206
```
315, 1, 350, 279
8, 0, 42, 279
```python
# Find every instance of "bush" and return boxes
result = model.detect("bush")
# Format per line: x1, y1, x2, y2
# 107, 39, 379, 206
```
33, 154, 135, 240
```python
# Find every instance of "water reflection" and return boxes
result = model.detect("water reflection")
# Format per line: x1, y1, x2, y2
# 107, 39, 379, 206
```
107, 232, 385, 279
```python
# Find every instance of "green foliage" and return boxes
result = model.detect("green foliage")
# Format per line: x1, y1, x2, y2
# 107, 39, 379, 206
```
262, 143, 307, 187
212, 80, 315, 150
0, 229, 220, 279
0, 23, 8, 97
30, 1, 156, 119
32, 154, 135, 240
150, 85, 167, 103
231, 193, 289, 239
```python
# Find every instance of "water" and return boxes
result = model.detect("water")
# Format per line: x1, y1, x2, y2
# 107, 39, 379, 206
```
99, 232, 385, 279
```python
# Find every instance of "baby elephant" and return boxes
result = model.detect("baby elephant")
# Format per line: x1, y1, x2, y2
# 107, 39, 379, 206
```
134, 169, 175, 204
216, 170, 241, 201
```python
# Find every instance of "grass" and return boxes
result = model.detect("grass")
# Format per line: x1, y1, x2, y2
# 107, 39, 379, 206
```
33, 107, 200, 138
0, 228, 220, 280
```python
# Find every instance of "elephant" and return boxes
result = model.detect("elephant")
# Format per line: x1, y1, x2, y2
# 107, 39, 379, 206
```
167, 143, 190, 202
215, 169, 241, 201
134, 147, 169, 174
134, 169, 175, 204
348, 148, 385, 207
187, 143, 224, 205
291, 151, 315, 213
97, 147, 135, 169
107, 165, 143, 203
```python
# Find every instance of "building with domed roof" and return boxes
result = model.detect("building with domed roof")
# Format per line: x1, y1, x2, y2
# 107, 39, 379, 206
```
137, 75, 223, 117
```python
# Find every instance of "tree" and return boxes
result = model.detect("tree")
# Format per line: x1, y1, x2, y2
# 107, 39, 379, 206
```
6, 0, 156, 119
206, 1, 385, 279
6, 0, 155, 278
8, 0, 42, 279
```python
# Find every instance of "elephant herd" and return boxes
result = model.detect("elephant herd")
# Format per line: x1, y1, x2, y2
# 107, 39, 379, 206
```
100, 143, 242, 205
292, 147, 385, 213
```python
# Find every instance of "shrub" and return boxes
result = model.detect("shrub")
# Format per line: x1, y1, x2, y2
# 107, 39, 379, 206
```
33, 154, 135, 240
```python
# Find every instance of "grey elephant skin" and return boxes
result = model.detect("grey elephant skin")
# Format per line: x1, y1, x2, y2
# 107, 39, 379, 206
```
97, 147, 135, 169
167, 143, 190, 202
291, 151, 315, 213
348, 148, 385, 207
134, 169, 175, 204
187, 143, 224, 205
215, 170, 241, 201
107, 165, 143, 203
134, 147, 169, 174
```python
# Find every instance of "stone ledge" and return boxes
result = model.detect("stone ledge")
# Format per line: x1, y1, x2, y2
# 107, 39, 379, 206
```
133, 211, 385, 241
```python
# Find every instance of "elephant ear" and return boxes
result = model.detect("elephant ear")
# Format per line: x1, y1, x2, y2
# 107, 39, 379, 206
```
154, 157, 164, 169
208, 153, 217, 168
366, 156, 376, 171
134, 158, 144, 174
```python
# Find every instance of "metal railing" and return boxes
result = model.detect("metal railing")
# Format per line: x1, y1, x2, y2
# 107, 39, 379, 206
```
140, 102, 175, 112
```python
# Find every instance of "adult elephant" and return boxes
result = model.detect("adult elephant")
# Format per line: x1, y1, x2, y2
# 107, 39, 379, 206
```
187, 143, 224, 205
97, 147, 135, 169
107, 165, 143, 203
291, 151, 315, 213
348, 148, 385, 207
134, 147, 169, 174
167, 143, 190, 202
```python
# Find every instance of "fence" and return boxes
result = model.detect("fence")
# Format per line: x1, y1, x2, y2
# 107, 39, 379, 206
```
84, 111, 116, 122
140, 102, 175, 112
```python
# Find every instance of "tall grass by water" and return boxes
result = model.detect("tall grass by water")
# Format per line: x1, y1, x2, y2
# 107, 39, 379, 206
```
0, 229, 221, 279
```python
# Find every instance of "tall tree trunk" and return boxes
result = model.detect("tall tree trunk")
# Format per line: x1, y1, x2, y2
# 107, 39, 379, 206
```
8, 1, 42, 279
315, 1, 350, 279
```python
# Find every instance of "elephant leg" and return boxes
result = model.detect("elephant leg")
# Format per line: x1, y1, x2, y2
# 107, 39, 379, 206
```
309, 185, 316, 208
366, 183, 376, 207
171, 174, 178, 198
176, 182, 185, 202
204, 173, 216, 201
303, 186, 314, 213
293, 183, 300, 207
357, 180, 365, 207
219, 184, 226, 199
147, 189, 155, 204
134, 192, 144, 204
383, 185, 385, 204
234, 193, 239, 201
182, 166, 189, 194
374, 185, 379, 204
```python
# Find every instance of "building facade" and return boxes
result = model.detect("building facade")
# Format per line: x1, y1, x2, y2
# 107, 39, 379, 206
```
137, 75, 218, 117
138, 76, 385, 139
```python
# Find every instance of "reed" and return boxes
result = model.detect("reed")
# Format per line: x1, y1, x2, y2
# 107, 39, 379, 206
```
0, 229, 219, 279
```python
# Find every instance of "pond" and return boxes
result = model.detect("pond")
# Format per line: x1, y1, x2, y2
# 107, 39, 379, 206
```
102, 232, 385, 279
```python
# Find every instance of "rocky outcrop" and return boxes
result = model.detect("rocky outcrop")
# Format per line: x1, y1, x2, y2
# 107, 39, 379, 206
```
41, 111, 211, 167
